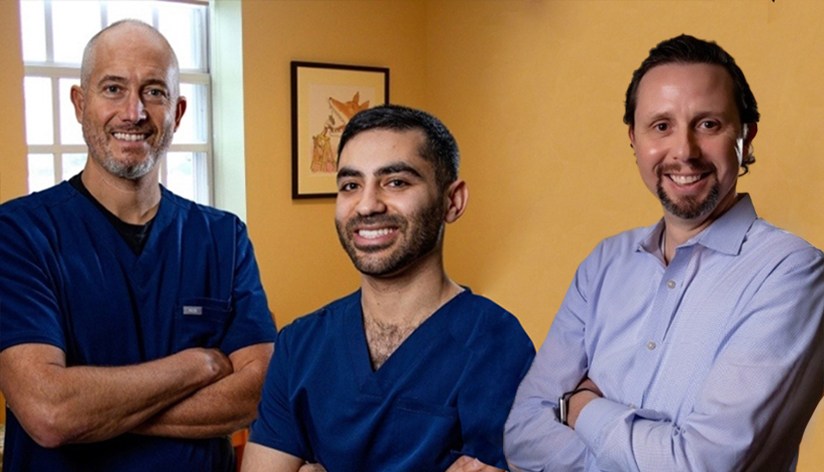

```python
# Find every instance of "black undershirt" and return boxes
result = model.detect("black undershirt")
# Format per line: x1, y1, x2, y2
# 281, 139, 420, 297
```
69, 173, 155, 254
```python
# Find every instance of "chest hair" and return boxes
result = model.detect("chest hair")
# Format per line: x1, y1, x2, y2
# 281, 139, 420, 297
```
363, 314, 422, 370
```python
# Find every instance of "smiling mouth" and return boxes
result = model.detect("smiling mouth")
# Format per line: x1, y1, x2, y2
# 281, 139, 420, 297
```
666, 172, 710, 186
357, 227, 396, 240
113, 132, 148, 142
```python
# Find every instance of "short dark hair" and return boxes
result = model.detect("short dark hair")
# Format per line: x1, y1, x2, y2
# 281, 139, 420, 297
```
624, 34, 759, 172
338, 104, 460, 188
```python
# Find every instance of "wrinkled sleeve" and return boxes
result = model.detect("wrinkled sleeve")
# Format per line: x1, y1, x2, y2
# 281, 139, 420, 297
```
248, 325, 312, 460
0, 210, 65, 352
458, 310, 535, 469
573, 247, 824, 471
221, 218, 277, 354
504, 254, 598, 471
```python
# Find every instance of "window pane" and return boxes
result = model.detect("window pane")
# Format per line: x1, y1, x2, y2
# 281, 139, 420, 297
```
165, 152, 195, 200
176, 83, 208, 144
24, 77, 54, 145
106, 1, 154, 26
158, 3, 206, 70
28, 154, 55, 192
59, 78, 85, 145
52, 0, 102, 64
20, 0, 47, 62
62, 153, 87, 180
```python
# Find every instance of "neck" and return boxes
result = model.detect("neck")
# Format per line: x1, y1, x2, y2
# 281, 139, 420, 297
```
360, 256, 462, 328
81, 160, 161, 225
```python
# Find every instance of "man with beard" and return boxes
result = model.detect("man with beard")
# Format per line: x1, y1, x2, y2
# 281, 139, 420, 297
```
504, 35, 824, 471
241, 105, 535, 472
0, 20, 276, 471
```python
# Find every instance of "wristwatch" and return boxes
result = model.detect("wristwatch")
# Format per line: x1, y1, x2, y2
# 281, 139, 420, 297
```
559, 387, 599, 426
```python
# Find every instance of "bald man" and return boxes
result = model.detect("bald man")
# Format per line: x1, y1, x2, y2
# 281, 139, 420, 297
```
0, 20, 275, 471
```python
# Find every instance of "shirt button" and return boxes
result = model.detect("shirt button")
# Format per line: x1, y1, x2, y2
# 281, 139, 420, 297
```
666, 280, 676, 289
647, 341, 657, 350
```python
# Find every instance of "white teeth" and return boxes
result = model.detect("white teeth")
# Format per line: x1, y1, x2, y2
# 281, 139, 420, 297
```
358, 228, 392, 239
670, 174, 702, 185
113, 132, 146, 142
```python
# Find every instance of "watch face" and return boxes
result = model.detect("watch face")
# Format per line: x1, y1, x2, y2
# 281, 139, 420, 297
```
559, 395, 568, 425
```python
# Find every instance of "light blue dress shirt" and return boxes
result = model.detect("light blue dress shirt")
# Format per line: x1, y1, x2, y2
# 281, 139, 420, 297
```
504, 195, 824, 471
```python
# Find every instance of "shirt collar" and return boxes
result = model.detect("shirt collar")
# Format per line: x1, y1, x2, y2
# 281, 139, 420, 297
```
638, 193, 758, 257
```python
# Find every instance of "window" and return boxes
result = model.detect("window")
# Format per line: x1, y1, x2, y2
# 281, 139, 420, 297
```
19, 0, 212, 204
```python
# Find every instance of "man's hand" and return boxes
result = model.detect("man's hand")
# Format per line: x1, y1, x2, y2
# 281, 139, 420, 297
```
567, 377, 603, 429
445, 455, 504, 472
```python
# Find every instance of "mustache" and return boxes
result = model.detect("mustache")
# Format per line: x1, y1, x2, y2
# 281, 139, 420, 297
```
345, 215, 405, 231
656, 163, 714, 176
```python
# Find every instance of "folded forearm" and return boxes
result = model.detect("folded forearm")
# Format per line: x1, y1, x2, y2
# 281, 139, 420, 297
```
1, 345, 231, 447
134, 343, 272, 438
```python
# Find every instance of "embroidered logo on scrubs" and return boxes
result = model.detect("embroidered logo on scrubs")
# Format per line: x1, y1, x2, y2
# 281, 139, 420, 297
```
183, 306, 203, 315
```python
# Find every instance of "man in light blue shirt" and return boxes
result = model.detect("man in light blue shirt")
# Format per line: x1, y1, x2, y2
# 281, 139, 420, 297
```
504, 34, 824, 471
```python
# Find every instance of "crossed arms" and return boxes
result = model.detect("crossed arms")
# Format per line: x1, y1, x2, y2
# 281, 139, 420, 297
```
0, 341, 273, 447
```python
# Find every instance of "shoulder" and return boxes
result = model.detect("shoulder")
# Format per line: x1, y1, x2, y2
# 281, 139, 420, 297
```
0, 183, 80, 243
748, 218, 822, 257
278, 291, 360, 342
161, 186, 243, 224
160, 187, 250, 238
0, 182, 77, 220
450, 290, 534, 351
741, 219, 824, 281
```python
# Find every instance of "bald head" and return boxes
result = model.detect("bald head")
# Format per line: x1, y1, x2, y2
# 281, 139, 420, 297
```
80, 20, 180, 95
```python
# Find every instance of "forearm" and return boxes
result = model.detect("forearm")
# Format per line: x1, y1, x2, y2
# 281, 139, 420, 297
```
240, 442, 304, 472
135, 343, 273, 438
0, 344, 231, 447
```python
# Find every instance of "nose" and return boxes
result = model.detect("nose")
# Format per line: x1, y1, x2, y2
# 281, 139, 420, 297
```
120, 91, 147, 123
671, 128, 701, 162
355, 184, 386, 216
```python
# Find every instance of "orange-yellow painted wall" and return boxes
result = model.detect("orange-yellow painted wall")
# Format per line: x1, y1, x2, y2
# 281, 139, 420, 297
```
242, 0, 429, 325
0, 0, 822, 465
0, 0, 27, 426
0, 0, 27, 205
242, 1, 824, 468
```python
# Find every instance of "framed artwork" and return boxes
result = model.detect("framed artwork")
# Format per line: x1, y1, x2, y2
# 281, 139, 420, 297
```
291, 61, 390, 199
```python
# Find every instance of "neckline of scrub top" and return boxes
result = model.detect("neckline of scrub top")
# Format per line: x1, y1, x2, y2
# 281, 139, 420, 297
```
345, 288, 472, 393
66, 181, 172, 270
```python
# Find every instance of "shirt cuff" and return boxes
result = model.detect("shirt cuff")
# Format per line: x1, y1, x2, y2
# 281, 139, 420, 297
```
575, 397, 634, 453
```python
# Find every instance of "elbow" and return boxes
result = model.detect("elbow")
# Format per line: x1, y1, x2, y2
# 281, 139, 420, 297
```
18, 404, 84, 448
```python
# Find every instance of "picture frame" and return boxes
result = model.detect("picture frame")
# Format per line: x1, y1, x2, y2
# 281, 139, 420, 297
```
291, 61, 390, 199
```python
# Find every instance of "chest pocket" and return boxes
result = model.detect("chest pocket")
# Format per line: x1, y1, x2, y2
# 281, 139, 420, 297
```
174, 297, 232, 350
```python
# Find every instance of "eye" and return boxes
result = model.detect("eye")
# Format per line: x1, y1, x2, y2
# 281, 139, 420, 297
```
654, 122, 669, 132
144, 87, 168, 102
699, 120, 719, 130
338, 181, 359, 192
386, 179, 408, 189
102, 84, 122, 96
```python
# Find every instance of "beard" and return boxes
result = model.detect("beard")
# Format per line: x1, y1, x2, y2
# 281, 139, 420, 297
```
336, 196, 445, 277
657, 178, 720, 220
82, 118, 173, 181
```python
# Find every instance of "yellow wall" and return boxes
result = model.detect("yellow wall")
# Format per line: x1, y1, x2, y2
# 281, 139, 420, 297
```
242, 0, 429, 323
0, 0, 27, 204
0, 0, 822, 466
0, 0, 26, 426
242, 0, 824, 468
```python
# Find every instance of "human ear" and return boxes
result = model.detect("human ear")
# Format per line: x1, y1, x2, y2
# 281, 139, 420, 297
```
444, 180, 468, 224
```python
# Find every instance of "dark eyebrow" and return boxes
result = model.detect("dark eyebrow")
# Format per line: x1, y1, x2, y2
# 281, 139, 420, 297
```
337, 167, 363, 182
374, 163, 423, 179
337, 162, 424, 182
